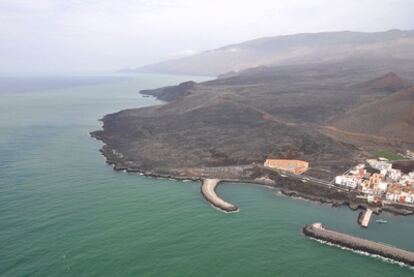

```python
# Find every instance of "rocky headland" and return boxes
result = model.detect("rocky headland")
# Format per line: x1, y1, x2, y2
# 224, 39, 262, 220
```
92, 53, 414, 215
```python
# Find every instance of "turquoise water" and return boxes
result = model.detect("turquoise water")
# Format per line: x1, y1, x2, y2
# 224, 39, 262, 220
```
0, 75, 413, 276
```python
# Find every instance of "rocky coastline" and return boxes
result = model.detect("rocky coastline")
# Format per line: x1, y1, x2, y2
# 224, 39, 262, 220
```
90, 67, 414, 217
90, 138, 414, 216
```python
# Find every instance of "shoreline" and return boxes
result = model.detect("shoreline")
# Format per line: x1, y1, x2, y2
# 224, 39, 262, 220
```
91, 140, 414, 216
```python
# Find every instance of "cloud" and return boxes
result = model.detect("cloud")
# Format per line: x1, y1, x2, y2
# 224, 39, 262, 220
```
0, 0, 413, 74
166, 49, 199, 59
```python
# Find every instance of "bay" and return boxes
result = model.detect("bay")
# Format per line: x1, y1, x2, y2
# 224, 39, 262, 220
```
0, 74, 413, 276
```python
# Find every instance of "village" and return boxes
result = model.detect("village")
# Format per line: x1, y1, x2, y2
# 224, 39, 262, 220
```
334, 151, 414, 206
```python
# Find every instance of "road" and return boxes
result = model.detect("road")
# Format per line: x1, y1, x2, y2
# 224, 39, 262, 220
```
257, 164, 350, 192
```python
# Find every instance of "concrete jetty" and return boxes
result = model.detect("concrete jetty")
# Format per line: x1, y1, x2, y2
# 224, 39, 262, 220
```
357, 208, 373, 228
303, 223, 414, 266
201, 179, 238, 212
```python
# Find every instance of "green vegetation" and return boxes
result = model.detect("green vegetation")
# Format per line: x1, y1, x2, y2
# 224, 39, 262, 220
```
372, 150, 406, 161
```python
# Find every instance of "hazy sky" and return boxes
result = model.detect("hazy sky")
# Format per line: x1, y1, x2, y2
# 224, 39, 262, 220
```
1, 0, 414, 74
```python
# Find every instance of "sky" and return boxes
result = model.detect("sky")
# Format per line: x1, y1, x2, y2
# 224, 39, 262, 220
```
1, 0, 414, 75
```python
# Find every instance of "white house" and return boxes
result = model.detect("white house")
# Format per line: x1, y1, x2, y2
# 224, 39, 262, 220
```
378, 181, 388, 192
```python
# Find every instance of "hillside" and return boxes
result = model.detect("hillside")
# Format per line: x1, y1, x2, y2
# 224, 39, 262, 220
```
124, 30, 414, 76
93, 60, 414, 180
351, 72, 410, 92
331, 85, 414, 144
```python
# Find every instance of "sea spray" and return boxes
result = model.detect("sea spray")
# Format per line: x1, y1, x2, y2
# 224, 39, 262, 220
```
309, 237, 414, 270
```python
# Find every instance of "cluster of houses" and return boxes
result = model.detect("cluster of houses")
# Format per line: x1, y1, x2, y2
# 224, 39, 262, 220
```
334, 159, 414, 205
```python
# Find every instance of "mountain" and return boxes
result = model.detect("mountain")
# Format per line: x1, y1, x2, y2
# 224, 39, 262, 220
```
351, 72, 410, 92
331, 84, 414, 144
124, 29, 414, 76
93, 60, 414, 182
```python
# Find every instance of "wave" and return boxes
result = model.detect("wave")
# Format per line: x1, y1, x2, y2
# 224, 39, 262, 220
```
309, 237, 414, 270
206, 202, 240, 214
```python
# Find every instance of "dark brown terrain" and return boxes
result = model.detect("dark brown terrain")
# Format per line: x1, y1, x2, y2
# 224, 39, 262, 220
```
331, 84, 414, 145
93, 59, 414, 179
92, 31, 414, 212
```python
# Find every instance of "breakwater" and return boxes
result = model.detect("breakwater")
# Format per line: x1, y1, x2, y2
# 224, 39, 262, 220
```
303, 223, 414, 266
201, 179, 239, 212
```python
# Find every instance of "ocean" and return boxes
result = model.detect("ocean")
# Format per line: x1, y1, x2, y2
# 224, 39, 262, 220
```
0, 74, 413, 276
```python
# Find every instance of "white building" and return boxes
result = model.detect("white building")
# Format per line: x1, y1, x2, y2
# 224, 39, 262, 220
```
335, 176, 358, 189
367, 159, 392, 171
388, 169, 402, 182
385, 191, 414, 204
405, 194, 414, 204
386, 192, 400, 202
378, 181, 388, 192
335, 176, 343, 185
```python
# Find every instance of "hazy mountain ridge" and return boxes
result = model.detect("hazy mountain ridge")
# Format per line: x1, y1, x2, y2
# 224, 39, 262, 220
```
125, 30, 414, 76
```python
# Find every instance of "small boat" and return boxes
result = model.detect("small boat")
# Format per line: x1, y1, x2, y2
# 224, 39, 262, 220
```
376, 219, 388, 224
